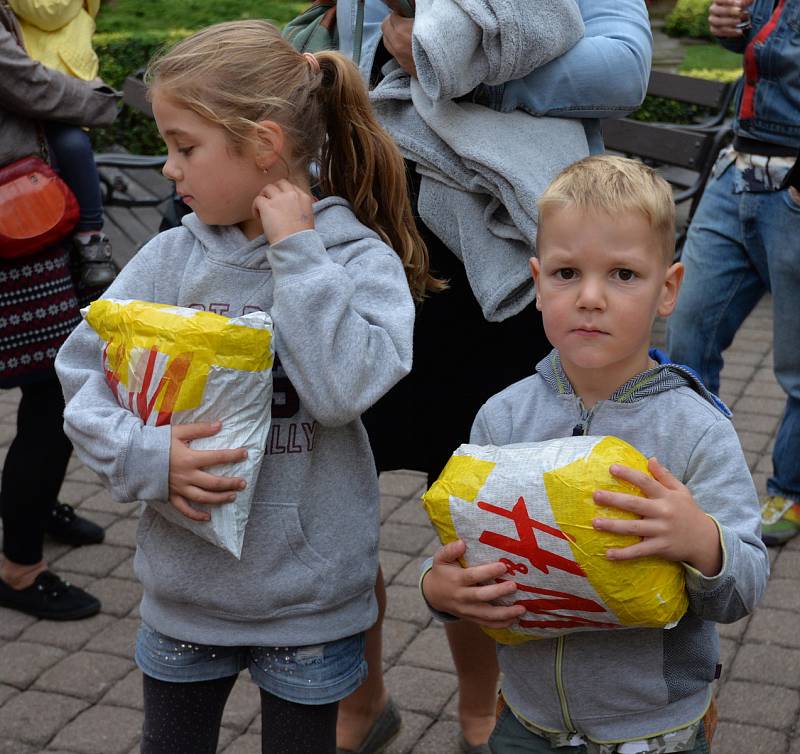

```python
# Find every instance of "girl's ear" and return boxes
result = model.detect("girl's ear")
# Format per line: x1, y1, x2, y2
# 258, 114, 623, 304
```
254, 120, 285, 173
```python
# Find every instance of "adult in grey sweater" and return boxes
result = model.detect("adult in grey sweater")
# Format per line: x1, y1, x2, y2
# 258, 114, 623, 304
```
55, 200, 415, 648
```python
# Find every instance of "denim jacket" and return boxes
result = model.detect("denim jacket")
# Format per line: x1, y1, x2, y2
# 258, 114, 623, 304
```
720, 0, 800, 148
336, 0, 652, 153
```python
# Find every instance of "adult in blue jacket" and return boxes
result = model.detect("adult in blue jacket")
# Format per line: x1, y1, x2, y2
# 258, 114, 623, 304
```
335, 2, 652, 752
667, 0, 800, 547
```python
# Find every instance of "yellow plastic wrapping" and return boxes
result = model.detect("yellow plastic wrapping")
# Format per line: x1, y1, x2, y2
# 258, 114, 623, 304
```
422, 436, 688, 644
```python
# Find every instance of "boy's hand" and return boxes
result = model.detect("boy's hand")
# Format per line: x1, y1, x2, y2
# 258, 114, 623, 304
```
422, 540, 526, 628
709, 0, 754, 37
592, 458, 722, 577
252, 179, 315, 246
168, 422, 248, 522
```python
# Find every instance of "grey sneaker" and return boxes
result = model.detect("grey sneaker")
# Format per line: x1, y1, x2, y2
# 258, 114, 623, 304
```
72, 233, 118, 291
336, 698, 402, 754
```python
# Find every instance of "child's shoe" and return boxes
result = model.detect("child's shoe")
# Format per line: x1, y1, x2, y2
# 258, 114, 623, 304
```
760, 495, 800, 546
71, 232, 118, 291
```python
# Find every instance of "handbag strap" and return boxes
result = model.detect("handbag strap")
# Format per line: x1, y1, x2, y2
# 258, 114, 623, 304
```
352, 0, 365, 66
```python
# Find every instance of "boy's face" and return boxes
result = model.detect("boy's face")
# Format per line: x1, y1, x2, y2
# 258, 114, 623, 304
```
531, 206, 683, 389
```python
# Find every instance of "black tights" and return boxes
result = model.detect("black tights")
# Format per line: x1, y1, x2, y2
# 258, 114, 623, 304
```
141, 674, 339, 754
1, 375, 72, 564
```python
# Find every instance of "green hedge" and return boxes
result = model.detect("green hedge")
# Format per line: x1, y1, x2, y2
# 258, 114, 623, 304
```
665, 0, 713, 39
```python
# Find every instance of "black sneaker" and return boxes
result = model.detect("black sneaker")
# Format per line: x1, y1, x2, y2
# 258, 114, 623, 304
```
71, 233, 119, 291
44, 502, 105, 547
0, 571, 100, 620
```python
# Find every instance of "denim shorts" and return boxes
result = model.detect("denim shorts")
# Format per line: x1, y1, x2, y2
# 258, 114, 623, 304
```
135, 623, 367, 705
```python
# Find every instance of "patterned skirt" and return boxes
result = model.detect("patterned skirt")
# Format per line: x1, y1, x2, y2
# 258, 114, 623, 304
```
0, 243, 81, 389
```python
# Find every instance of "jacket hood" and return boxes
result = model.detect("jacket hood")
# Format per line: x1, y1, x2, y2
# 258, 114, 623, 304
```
180, 196, 380, 270
535, 347, 731, 417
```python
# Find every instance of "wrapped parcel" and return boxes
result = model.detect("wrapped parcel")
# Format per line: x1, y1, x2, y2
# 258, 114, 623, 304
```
422, 436, 688, 644
84, 299, 273, 558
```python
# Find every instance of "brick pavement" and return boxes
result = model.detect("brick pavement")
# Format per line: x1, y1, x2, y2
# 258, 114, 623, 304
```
0, 296, 798, 753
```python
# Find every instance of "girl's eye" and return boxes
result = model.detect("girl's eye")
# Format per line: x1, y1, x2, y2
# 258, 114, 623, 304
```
177, 146, 194, 156
616, 268, 636, 281
556, 268, 576, 280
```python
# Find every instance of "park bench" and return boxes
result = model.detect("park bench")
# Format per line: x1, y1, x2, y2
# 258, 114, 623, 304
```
601, 70, 739, 253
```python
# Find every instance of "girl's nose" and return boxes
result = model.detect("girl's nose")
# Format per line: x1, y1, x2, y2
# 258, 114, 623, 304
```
162, 157, 181, 182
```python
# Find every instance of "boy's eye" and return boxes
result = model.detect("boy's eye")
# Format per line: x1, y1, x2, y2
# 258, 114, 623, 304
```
556, 268, 576, 280
616, 268, 636, 281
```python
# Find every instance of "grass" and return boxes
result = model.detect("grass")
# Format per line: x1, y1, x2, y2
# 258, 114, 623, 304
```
94, 0, 306, 35
679, 43, 742, 81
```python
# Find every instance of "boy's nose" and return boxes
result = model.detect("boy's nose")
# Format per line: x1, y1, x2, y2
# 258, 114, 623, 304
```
576, 278, 606, 309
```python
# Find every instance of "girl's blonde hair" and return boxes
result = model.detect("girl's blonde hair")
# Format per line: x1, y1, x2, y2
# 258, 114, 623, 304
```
537, 155, 677, 262
145, 20, 444, 300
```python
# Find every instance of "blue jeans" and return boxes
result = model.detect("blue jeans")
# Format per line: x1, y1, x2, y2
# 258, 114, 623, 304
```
489, 706, 710, 753
667, 157, 800, 503
135, 623, 367, 705
45, 123, 104, 232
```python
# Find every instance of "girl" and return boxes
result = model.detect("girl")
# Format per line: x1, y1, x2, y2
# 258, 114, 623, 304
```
55, 20, 440, 754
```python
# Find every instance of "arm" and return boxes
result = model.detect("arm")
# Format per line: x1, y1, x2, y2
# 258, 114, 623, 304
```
501, 0, 652, 118
709, 0, 755, 54
0, 21, 117, 126
7, 0, 82, 31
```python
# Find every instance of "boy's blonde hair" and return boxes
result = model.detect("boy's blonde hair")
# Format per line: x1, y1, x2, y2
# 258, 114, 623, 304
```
537, 155, 676, 262
145, 20, 444, 300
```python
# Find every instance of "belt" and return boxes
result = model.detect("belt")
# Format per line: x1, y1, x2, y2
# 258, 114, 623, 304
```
732, 135, 799, 158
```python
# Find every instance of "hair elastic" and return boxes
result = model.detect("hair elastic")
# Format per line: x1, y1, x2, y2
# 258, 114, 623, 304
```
303, 52, 321, 75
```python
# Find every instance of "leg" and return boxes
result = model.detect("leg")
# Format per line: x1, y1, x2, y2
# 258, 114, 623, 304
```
260, 689, 339, 754
488, 705, 584, 753
667, 164, 766, 393
141, 673, 236, 754
336, 567, 392, 751
44, 123, 104, 232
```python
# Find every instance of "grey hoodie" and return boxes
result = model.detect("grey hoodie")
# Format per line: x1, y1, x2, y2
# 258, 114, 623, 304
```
55, 198, 415, 647
466, 349, 768, 743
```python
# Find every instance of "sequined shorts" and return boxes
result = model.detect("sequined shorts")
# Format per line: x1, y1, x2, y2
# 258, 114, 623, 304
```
135, 622, 367, 704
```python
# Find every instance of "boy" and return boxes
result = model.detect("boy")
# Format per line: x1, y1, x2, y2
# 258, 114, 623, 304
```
421, 156, 769, 754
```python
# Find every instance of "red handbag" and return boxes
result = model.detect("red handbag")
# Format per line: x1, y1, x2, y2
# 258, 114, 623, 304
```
0, 154, 79, 258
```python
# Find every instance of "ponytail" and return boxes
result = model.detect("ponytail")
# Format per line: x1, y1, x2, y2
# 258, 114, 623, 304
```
316, 51, 445, 300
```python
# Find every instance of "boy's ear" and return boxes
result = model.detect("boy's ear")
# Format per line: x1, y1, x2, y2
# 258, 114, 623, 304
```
529, 257, 542, 310
254, 120, 285, 172
657, 261, 684, 317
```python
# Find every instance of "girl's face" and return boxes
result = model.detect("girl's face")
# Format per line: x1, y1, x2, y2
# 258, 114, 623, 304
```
153, 92, 267, 239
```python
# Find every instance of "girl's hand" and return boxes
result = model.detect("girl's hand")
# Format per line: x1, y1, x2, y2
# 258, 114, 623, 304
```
168, 422, 248, 521
591, 457, 723, 577
709, 0, 754, 37
422, 540, 526, 628
252, 179, 315, 246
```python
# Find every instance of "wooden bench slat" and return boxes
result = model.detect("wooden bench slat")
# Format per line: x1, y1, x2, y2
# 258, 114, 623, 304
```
647, 70, 733, 110
601, 120, 713, 171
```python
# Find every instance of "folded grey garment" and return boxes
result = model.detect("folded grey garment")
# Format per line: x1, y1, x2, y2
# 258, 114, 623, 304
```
418, 178, 534, 322
411, 0, 584, 101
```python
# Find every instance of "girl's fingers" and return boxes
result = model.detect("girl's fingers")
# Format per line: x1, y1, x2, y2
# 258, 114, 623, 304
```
170, 494, 210, 522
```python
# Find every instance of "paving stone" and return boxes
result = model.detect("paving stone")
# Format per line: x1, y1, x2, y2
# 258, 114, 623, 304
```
85, 617, 139, 658
734, 396, 787, 417
19, 613, 113, 652
381, 523, 437, 556
381, 495, 405, 523
381, 550, 412, 584
110, 556, 136, 581
0, 739, 35, 754
386, 666, 457, 716
718, 637, 738, 681
399, 626, 454, 673
51, 545, 132, 577
383, 619, 422, 666
717, 616, 750, 641
743, 380, 787, 400
716, 680, 800, 729
0, 608, 36, 641
35, 651, 133, 701
394, 556, 430, 588
730, 642, 800, 689
0, 641, 65, 688
59, 481, 105, 507
711, 721, 788, 754
724, 350, 765, 367
0, 424, 16, 447
719, 363, 756, 382
41, 540, 72, 562
755, 454, 773, 474
221, 734, 261, 754
746, 608, 800, 648
380, 472, 426, 499
761, 572, 800, 619
86, 577, 142, 617
737, 431, 771, 453
49, 704, 142, 754
0, 684, 17, 705
385, 585, 434, 627
732, 412, 782, 436
0, 690, 88, 745
216, 725, 238, 750
410, 719, 462, 754
102, 519, 140, 548
772, 549, 800, 579
79, 489, 135, 517
388, 499, 432, 528
100, 669, 142, 710
385, 710, 434, 754
65, 465, 102, 485
50, 570, 94, 589
221, 675, 260, 732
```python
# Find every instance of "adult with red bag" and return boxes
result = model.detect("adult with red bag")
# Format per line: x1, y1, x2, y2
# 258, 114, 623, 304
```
0, 0, 117, 620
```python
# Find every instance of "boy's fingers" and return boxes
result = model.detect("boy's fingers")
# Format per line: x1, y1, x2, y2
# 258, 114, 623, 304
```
170, 495, 210, 522
183, 485, 238, 506
433, 540, 466, 566
191, 447, 248, 468
593, 516, 659, 539
192, 470, 246, 493
463, 561, 512, 586
608, 464, 661, 497
605, 541, 656, 561
471, 578, 519, 603
648, 457, 681, 490
173, 421, 222, 442
593, 489, 649, 515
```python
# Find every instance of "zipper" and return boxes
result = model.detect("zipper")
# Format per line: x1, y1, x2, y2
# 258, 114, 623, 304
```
571, 398, 596, 437
555, 636, 576, 732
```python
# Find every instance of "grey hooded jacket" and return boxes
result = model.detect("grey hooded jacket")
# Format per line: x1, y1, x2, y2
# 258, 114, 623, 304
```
465, 349, 768, 743
55, 199, 415, 647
